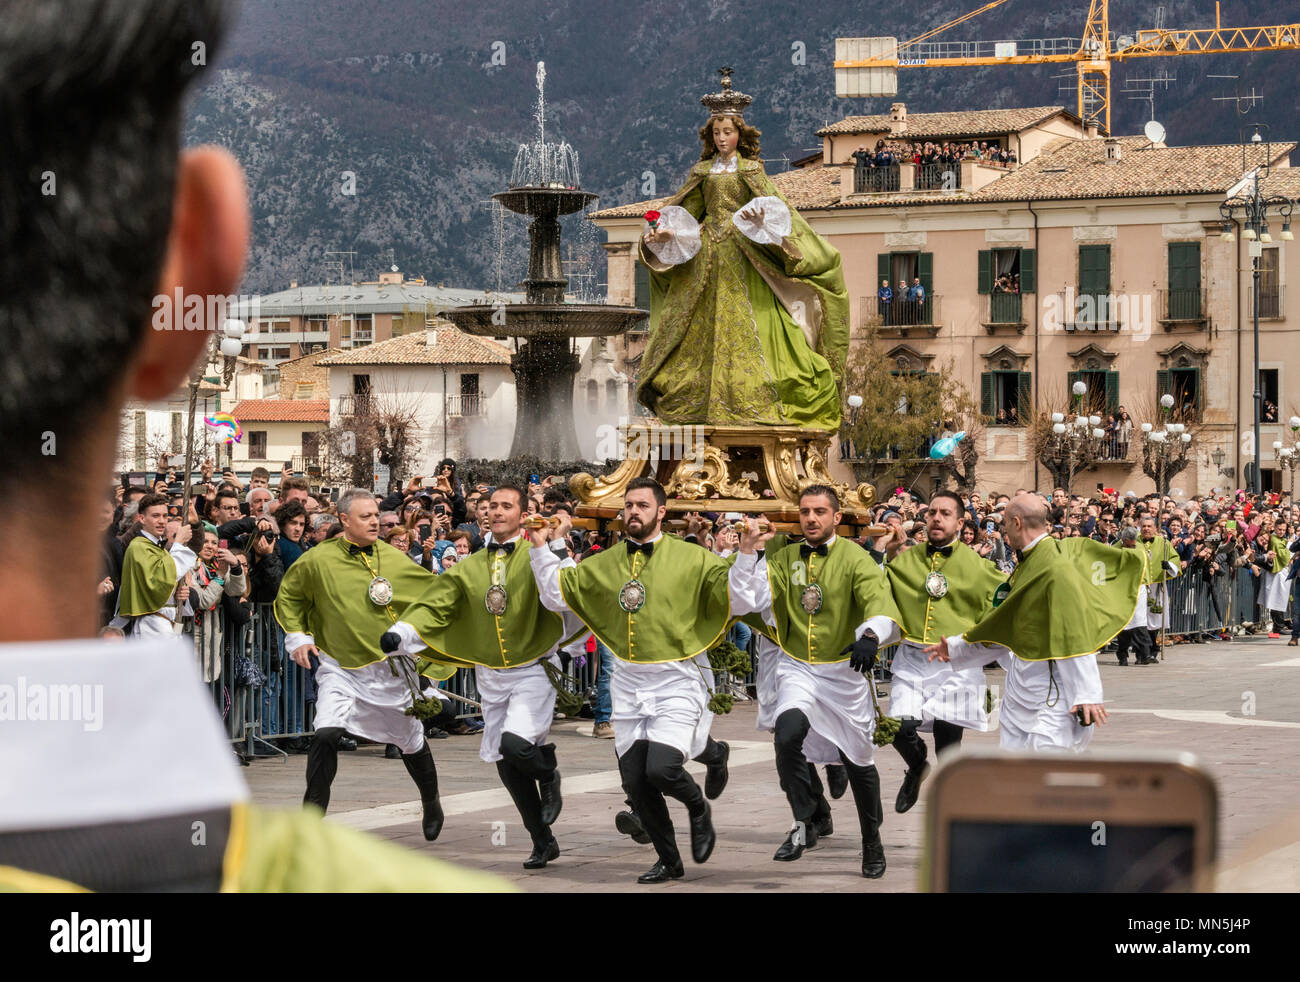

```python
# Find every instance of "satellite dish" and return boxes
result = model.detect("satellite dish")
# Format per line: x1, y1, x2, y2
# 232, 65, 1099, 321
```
1144, 120, 1166, 145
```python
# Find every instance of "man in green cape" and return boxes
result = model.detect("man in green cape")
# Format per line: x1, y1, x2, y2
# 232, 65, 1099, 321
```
275, 488, 457, 842
1139, 513, 1181, 655
884, 491, 1007, 812
730, 485, 903, 879
927, 496, 1142, 752
529, 478, 741, 885
381, 481, 585, 870
110, 492, 197, 639
0, 0, 506, 893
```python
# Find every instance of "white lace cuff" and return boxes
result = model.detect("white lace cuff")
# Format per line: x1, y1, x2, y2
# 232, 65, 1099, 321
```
643, 204, 701, 266
732, 195, 791, 246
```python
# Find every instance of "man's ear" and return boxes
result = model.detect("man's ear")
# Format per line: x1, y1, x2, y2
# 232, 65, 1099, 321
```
128, 147, 250, 402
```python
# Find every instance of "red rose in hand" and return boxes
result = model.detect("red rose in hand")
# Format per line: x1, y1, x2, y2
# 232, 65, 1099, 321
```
644, 209, 661, 229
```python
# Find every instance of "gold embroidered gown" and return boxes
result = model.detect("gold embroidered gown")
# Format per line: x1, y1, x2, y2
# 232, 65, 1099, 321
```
636, 155, 849, 431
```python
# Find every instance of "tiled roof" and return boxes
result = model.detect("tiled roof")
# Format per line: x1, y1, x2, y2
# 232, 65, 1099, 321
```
816, 106, 1068, 138
229, 399, 330, 423
229, 283, 524, 318
318, 328, 512, 367
971, 139, 1295, 202
589, 139, 1297, 220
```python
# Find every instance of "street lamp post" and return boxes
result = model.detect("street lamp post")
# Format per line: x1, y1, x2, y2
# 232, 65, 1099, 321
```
1140, 393, 1194, 496
1218, 124, 1296, 495
1043, 380, 1107, 491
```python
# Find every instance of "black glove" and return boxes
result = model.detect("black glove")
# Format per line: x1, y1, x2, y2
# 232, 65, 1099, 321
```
380, 631, 401, 654
847, 632, 879, 674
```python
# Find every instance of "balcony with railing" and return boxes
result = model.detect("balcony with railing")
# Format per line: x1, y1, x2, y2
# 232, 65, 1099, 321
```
917, 161, 962, 191
1253, 285, 1284, 320
1060, 291, 1121, 332
1158, 287, 1207, 327
446, 393, 485, 418
853, 165, 900, 194
336, 394, 372, 417
860, 294, 942, 337
981, 291, 1027, 333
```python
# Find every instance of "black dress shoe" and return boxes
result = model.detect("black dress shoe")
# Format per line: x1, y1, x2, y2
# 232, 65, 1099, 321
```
704, 741, 730, 800
895, 761, 931, 814
862, 837, 886, 878
421, 796, 444, 841
615, 810, 652, 845
539, 770, 562, 825
827, 765, 849, 800
773, 819, 819, 861
384, 744, 402, 759
1117, 659, 1128, 666
637, 859, 684, 884
338, 735, 358, 751
523, 838, 560, 869
689, 801, 715, 864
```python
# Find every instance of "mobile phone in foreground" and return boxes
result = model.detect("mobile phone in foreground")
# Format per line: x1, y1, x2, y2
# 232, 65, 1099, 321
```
924, 750, 1216, 892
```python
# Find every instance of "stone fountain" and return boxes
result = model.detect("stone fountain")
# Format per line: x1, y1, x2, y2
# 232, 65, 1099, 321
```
448, 62, 645, 460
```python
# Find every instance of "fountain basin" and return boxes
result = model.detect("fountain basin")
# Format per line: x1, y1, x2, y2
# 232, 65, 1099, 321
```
448, 303, 645, 339
495, 188, 597, 217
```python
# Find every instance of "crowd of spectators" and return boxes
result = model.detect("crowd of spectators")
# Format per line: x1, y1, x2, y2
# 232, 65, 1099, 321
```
851, 139, 1018, 171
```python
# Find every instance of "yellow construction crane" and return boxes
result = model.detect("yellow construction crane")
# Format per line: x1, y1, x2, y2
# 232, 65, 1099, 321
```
835, 1, 1300, 133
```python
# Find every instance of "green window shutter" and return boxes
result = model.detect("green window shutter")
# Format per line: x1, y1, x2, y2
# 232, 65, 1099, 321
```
1167, 242, 1201, 318
1017, 371, 1032, 421
1105, 370, 1120, 416
981, 372, 995, 416
1193, 365, 1202, 412
877, 253, 890, 284
977, 250, 992, 294
1156, 369, 1171, 399
1019, 248, 1036, 294
918, 252, 934, 294
634, 260, 650, 309
1078, 245, 1110, 293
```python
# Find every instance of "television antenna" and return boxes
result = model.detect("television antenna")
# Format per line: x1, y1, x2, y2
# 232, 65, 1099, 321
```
1209, 74, 1264, 115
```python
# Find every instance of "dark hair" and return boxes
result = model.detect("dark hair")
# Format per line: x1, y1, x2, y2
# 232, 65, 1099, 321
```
438, 458, 456, 473
799, 484, 841, 511
250, 466, 271, 481
626, 477, 667, 508
491, 481, 528, 510
1, 1, 230, 487
277, 500, 309, 536
281, 476, 310, 496
209, 489, 240, 514
137, 491, 170, 514
541, 486, 570, 507
928, 490, 965, 513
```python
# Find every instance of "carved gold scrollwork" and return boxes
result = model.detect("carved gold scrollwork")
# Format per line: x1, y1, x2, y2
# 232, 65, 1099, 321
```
664, 444, 759, 500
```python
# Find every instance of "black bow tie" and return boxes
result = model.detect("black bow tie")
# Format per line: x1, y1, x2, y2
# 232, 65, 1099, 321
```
487, 541, 516, 554
927, 543, 954, 558
348, 543, 374, 556
800, 543, 829, 558
626, 541, 654, 558
1014, 550, 1024, 563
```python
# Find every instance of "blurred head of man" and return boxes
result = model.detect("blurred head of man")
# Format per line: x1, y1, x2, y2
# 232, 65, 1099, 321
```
798, 485, 842, 547
280, 476, 310, 507
248, 488, 273, 518
1119, 526, 1139, 548
337, 489, 379, 548
378, 511, 400, 534
1140, 514, 1158, 541
925, 491, 964, 547
209, 490, 241, 525
1003, 495, 1049, 552
137, 493, 170, 540
488, 483, 527, 540
623, 478, 667, 542
249, 467, 270, 491
310, 513, 335, 544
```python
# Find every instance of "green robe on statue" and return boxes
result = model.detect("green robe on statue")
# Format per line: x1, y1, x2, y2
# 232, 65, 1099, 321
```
273, 538, 455, 678
638, 155, 849, 430
118, 534, 180, 617
963, 537, 1144, 661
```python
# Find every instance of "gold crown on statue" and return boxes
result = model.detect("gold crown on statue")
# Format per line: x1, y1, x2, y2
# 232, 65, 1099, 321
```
700, 66, 753, 118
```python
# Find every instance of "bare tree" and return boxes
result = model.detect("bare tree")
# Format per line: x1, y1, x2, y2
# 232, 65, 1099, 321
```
1029, 381, 1107, 493
1130, 393, 1204, 496
321, 385, 427, 491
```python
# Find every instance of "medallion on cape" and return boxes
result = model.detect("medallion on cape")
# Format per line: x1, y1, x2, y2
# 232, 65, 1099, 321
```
402, 539, 574, 670
764, 537, 901, 665
557, 533, 732, 663
886, 540, 1007, 645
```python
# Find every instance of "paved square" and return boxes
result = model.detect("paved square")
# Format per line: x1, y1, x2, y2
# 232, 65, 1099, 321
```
243, 638, 1300, 891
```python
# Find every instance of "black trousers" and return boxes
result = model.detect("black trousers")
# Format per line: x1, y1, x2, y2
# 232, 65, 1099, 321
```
1116, 627, 1153, 664
1144, 628, 1162, 659
892, 716, 963, 773
622, 736, 726, 812
495, 731, 557, 849
306, 727, 438, 812
774, 709, 876, 841
618, 739, 705, 866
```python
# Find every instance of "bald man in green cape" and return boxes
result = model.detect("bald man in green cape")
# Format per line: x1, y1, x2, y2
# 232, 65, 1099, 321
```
927, 495, 1142, 752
